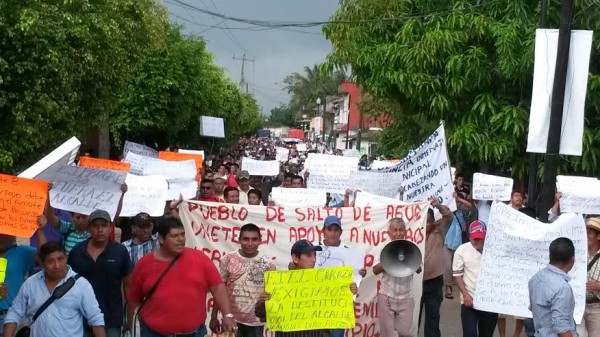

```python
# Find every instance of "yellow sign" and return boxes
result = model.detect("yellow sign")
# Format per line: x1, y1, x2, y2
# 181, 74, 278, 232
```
264, 266, 355, 332
0, 257, 7, 283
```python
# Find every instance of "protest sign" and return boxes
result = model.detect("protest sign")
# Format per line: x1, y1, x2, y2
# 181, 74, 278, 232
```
276, 147, 289, 162
349, 171, 403, 198
78, 157, 131, 173
473, 202, 586, 322
354, 191, 405, 208
121, 174, 169, 217
123, 140, 158, 159
179, 200, 429, 337
316, 247, 365, 289
296, 143, 307, 152
472, 173, 513, 201
19, 137, 81, 179
370, 160, 398, 170
242, 158, 280, 176
0, 174, 48, 237
45, 166, 127, 220
556, 175, 600, 214
178, 149, 205, 159
264, 266, 355, 331
378, 124, 456, 212
271, 187, 327, 208
0, 257, 6, 282
159, 151, 203, 182
305, 154, 359, 192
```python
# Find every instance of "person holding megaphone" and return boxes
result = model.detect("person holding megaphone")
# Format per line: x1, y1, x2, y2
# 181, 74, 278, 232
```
373, 218, 422, 337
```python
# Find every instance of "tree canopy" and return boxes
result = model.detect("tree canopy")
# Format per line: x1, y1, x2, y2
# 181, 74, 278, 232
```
324, 0, 600, 177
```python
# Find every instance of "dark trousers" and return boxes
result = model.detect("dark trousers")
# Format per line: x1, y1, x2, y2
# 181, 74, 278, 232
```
460, 306, 498, 337
419, 275, 443, 337
236, 323, 264, 337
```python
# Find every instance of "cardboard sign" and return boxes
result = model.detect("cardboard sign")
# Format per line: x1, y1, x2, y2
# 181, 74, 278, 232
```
474, 202, 586, 322
271, 187, 327, 208
276, 147, 289, 162
121, 174, 169, 217
123, 141, 158, 159
18, 137, 81, 179
159, 151, 203, 182
79, 157, 131, 173
472, 173, 513, 201
556, 175, 600, 214
354, 191, 406, 208
0, 174, 48, 237
242, 158, 280, 176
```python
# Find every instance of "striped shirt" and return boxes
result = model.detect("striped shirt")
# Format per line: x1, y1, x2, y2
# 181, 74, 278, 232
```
57, 220, 90, 254
122, 234, 160, 265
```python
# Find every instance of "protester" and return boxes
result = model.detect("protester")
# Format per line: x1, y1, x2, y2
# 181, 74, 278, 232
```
227, 163, 240, 188
224, 187, 241, 204
2, 242, 106, 337
290, 175, 304, 188
374, 218, 421, 337
197, 179, 223, 202
453, 220, 497, 337
68, 209, 132, 337
122, 212, 160, 266
255, 240, 358, 337
213, 176, 227, 201
509, 191, 524, 210
210, 224, 276, 337
127, 216, 236, 337
237, 170, 253, 204
529, 237, 576, 337
247, 189, 263, 206
577, 217, 600, 337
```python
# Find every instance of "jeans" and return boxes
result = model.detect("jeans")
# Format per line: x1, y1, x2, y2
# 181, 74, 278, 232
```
460, 305, 498, 337
577, 302, 600, 337
141, 324, 207, 337
0, 310, 6, 337
84, 327, 122, 337
236, 324, 264, 337
524, 318, 535, 337
329, 329, 345, 337
419, 276, 443, 337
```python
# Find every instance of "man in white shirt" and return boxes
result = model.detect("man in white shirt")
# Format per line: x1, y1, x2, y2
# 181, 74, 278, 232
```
453, 220, 498, 337
237, 170, 253, 204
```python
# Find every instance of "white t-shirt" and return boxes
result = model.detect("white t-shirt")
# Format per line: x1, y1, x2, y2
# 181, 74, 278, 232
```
452, 242, 482, 304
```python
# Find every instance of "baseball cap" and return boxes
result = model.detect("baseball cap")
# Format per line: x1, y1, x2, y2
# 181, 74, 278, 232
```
291, 240, 322, 256
89, 210, 111, 223
469, 220, 486, 240
237, 170, 250, 180
132, 212, 153, 227
323, 215, 342, 228
587, 217, 600, 232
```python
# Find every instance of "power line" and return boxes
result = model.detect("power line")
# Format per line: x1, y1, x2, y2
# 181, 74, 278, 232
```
205, 0, 247, 51
233, 53, 255, 93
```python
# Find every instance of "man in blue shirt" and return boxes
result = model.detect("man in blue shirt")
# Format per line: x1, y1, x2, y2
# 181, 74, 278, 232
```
3, 242, 105, 337
528, 237, 576, 337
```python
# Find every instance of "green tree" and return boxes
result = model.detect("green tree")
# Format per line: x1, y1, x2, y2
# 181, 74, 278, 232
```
268, 104, 297, 127
324, 0, 600, 177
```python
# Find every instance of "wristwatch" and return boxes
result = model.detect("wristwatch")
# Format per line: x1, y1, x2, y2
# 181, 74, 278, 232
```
224, 313, 234, 319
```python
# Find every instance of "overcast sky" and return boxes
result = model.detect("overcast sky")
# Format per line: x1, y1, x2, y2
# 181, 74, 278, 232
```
164, 0, 341, 117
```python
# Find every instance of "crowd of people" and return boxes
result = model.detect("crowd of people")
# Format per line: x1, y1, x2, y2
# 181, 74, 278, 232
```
0, 134, 597, 337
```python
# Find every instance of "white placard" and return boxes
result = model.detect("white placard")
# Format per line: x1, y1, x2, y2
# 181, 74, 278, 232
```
200, 116, 225, 138
370, 160, 398, 170
473, 202, 586, 322
271, 187, 327, 207
46, 166, 126, 220
123, 141, 158, 159
121, 174, 169, 217
527, 29, 593, 156
349, 171, 403, 198
19, 137, 81, 179
178, 149, 205, 159
472, 173, 513, 201
276, 147, 289, 162
379, 124, 456, 212
165, 178, 198, 200
305, 154, 359, 174
316, 246, 365, 288
241, 158, 279, 176
296, 143, 307, 152
556, 175, 600, 214
354, 191, 406, 207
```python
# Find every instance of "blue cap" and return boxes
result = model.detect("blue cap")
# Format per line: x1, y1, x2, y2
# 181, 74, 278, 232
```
291, 240, 322, 256
323, 215, 342, 228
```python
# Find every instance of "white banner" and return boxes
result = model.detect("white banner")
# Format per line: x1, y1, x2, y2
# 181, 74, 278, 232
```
121, 174, 169, 217
271, 187, 327, 208
527, 29, 593, 156
241, 158, 280, 176
179, 201, 429, 337
305, 154, 359, 192
349, 171, 403, 198
370, 160, 398, 170
276, 148, 289, 162
354, 191, 406, 208
472, 173, 513, 201
474, 202, 586, 322
296, 143, 307, 152
123, 140, 158, 159
46, 166, 126, 220
379, 125, 456, 212
19, 137, 81, 179
556, 175, 600, 214
178, 149, 205, 159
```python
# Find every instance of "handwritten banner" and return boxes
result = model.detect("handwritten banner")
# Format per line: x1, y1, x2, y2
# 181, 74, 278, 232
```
304, 154, 358, 175
265, 266, 355, 331
349, 171, 403, 198
159, 151, 203, 182
276, 147, 289, 162
121, 174, 169, 217
79, 157, 131, 173
179, 201, 429, 337
378, 124, 456, 212
472, 173, 513, 201
242, 158, 280, 176
556, 175, 600, 214
123, 140, 158, 159
0, 174, 48, 237
271, 187, 327, 207
19, 137, 81, 179
46, 166, 126, 220
354, 191, 406, 208
473, 202, 586, 322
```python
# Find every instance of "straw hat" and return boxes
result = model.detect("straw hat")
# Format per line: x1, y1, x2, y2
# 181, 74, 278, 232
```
587, 217, 600, 232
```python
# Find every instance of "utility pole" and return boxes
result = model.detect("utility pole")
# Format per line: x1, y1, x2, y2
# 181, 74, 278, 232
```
233, 53, 255, 93
527, 0, 549, 209
539, 0, 574, 222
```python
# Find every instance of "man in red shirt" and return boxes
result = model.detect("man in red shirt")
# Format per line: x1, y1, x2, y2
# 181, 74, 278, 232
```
196, 179, 223, 203
127, 217, 236, 336
227, 163, 240, 188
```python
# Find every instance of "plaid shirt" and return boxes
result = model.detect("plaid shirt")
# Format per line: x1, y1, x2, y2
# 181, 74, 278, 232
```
122, 234, 160, 265
588, 249, 600, 300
